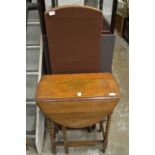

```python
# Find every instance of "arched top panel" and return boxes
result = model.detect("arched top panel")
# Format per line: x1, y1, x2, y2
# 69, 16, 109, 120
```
45, 5, 103, 73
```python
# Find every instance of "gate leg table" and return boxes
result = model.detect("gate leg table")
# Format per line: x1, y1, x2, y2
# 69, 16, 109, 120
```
36, 73, 120, 153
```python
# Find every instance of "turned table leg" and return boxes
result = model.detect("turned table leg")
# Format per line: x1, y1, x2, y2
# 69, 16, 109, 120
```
46, 118, 57, 154
102, 114, 112, 153
62, 126, 69, 154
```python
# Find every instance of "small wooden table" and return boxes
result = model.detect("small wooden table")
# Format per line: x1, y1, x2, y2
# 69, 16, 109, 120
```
36, 73, 120, 153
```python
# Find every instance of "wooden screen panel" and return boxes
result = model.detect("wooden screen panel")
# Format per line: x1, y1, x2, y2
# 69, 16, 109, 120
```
45, 6, 103, 73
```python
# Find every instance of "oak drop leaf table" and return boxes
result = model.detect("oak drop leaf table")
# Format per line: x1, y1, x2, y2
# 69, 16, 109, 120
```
36, 73, 120, 154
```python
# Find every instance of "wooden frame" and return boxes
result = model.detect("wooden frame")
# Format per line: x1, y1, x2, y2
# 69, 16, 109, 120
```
46, 114, 112, 154
115, 0, 128, 36
37, 0, 51, 74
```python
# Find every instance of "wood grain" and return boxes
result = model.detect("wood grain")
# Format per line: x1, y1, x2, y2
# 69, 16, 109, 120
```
36, 73, 120, 128
36, 73, 120, 101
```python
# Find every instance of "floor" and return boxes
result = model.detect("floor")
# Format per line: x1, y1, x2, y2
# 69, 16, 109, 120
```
26, 34, 129, 155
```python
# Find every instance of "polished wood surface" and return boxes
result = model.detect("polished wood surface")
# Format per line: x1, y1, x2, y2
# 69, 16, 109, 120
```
36, 73, 119, 101
36, 73, 120, 128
